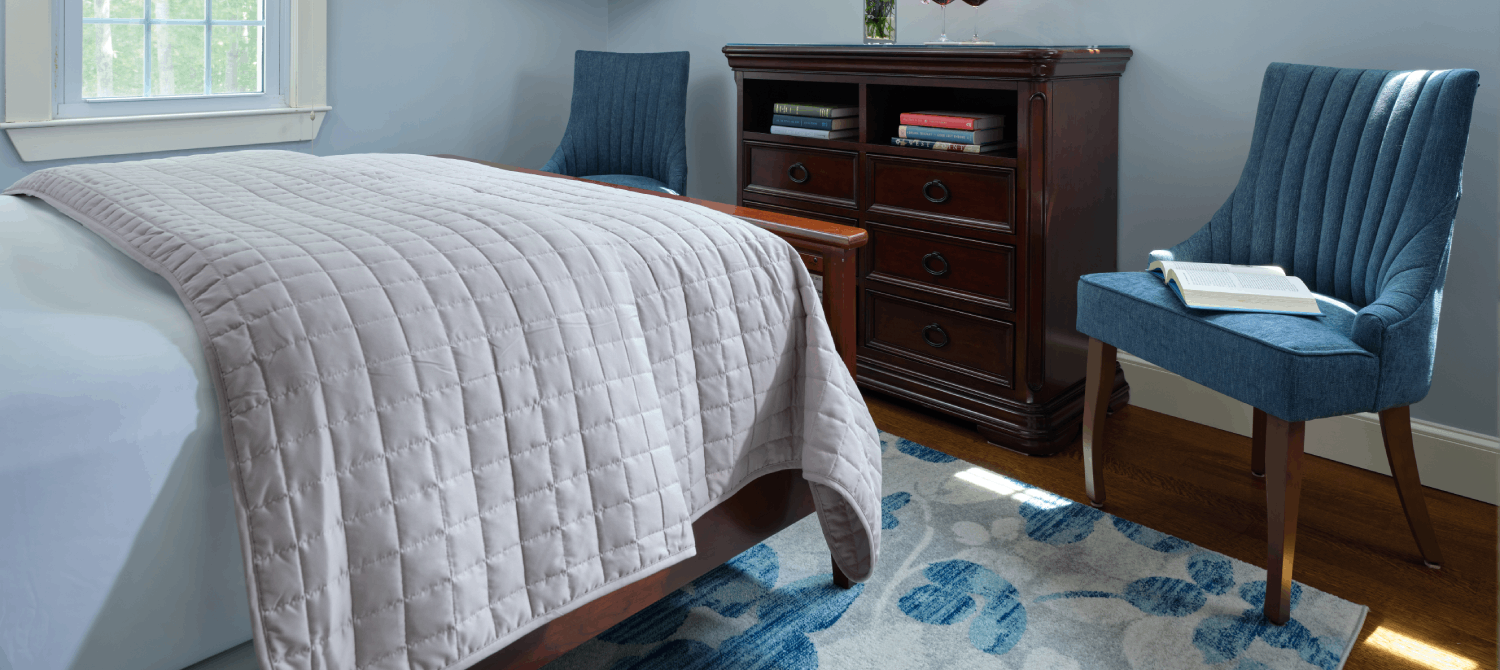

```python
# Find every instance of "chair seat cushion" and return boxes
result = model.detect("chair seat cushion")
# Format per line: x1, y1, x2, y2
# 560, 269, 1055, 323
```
580, 174, 679, 195
1077, 272, 1379, 422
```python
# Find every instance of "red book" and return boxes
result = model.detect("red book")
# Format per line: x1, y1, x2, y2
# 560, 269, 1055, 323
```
898, 111, 1005, 131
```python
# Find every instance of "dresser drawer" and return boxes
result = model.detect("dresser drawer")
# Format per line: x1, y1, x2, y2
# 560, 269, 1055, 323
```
745, 142, 858, 209
866, 222, 1015, 310
867, 155, 1013, 231
863, 290, 1014, 386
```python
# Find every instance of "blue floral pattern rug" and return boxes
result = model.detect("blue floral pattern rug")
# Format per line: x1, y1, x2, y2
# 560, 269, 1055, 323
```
544, 432, 1368, 670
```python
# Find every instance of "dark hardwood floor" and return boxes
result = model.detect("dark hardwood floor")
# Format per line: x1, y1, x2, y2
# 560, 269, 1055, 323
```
866, 393, 1498, 670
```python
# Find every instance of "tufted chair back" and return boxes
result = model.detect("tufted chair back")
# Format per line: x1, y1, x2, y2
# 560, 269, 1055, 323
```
542, 50, 690, 196
1154, 63, 1480, 407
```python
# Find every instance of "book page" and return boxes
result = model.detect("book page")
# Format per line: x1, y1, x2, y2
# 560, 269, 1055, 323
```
1174, 270, 1237, 289
1174, 270, 1311, 296
1169, 271, 1320, 315
1227, 272, 1304, 292
1149, 260, 1286, 276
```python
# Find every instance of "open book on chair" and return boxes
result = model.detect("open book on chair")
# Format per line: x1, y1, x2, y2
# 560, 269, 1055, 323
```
1147, 261, 1321, 316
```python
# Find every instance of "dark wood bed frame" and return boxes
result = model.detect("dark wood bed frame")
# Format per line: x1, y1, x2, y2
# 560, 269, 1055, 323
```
435, 156, 868, 670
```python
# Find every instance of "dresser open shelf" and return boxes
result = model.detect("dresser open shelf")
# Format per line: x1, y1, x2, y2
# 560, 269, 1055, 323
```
725, 44, 1133, 455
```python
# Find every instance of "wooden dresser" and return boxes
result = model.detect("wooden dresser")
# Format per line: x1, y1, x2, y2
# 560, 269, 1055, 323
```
723, 45, 1132, 455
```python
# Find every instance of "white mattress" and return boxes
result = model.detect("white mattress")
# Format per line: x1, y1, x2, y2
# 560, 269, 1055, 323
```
0, 195, 251, 670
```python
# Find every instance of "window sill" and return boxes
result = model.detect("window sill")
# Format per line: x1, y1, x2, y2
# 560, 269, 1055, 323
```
1, 106, 331, 162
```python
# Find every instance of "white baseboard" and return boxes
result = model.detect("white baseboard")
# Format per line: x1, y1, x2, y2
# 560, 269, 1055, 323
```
1117, 353, 1499, 505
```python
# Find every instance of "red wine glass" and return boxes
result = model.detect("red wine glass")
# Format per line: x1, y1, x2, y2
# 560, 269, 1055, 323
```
961, 0, 989, 43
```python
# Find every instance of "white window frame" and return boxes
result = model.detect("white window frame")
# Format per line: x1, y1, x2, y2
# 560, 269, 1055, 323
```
58, 0, 286, 119
2, 0, 328, 162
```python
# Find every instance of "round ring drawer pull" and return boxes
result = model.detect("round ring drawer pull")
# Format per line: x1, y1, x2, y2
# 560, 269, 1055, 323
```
922, 251, 950, 277
923, 179, 950, 204
788, 162, 811, 184
922, 323, 950, 348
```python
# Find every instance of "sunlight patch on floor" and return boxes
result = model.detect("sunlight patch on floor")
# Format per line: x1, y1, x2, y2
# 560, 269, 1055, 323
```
1365, 627, 1476, 670
954, 467, 1071, 510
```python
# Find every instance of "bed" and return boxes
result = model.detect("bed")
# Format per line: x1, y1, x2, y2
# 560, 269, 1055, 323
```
0, 151, 875, 670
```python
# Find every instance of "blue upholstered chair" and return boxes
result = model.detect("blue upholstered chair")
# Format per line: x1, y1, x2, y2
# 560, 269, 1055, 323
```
543, 50, 690, 196
1075, 63, 1480, 624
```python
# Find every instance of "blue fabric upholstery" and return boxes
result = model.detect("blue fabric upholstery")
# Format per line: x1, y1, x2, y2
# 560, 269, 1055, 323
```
580, 173, 679, 195
1078, 63, 1480, 422
1079, 274, 1377, 422
543, 51, 690, 197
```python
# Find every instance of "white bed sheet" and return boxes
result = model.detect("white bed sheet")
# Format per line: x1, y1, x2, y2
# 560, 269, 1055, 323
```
0, 195, 250, 670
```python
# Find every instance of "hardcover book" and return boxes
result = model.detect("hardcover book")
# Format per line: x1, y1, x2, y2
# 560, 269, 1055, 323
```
897, 125, 1003, 145
772, 114, 859, 131
890, 137, 1013, 154
773, 102, 860, 118
1147, 261, 1320, 315
773, 125, 859, 140
898, 111, 1005, 131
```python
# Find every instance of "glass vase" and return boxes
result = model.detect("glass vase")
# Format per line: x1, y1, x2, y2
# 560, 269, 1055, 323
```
864, 0, 896, 44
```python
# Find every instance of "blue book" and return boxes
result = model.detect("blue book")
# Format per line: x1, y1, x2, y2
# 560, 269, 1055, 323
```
771, 125, 858, 140
890, 137, 1009, 154
898, 125, 1004, 145
772, 114, 858, 131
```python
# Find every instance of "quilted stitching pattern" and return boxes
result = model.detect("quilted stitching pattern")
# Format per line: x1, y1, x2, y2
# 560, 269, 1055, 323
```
7, 152, 881, 670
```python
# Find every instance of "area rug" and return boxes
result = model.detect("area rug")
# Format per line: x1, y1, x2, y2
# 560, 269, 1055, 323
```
544, 432, 1369, 670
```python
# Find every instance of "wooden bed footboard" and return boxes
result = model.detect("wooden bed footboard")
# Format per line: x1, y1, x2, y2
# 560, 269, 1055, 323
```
435, 156, 868, 670
470, 470, 817, 670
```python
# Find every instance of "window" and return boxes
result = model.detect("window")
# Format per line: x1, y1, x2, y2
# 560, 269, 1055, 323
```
1, 0, 327, 162
59, 0, 285, 118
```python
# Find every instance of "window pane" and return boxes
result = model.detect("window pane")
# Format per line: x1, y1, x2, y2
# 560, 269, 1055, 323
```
211, 24, 262, 94
83, 0, 145, 20
82, 23, 145, 98
150, 24, 205, 96
212, 0, 263, 22
153, 0, 205, 21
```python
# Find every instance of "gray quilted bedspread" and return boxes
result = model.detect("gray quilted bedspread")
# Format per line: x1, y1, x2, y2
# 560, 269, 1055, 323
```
7, 152, 880, 670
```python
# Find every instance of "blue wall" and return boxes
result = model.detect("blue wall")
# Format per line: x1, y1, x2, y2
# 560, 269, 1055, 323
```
606, 0, 1500, 437
14, 1, 1486, 435
0, 0, 608, 186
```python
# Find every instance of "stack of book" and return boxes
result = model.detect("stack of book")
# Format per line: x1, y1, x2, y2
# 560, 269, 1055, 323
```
770, 102, 859, 140
891, 111, 1012, 154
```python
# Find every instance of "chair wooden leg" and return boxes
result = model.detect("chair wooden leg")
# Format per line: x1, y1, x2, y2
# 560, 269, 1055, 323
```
1082, 338, 1117, 508
1251, 408, 1267, 477
1263, 412, 1305, 625
832, 558, 853, 589
1378, 406, 1444, 568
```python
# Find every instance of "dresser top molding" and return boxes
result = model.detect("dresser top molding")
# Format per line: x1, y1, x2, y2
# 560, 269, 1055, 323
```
722, 44, 1132, 80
